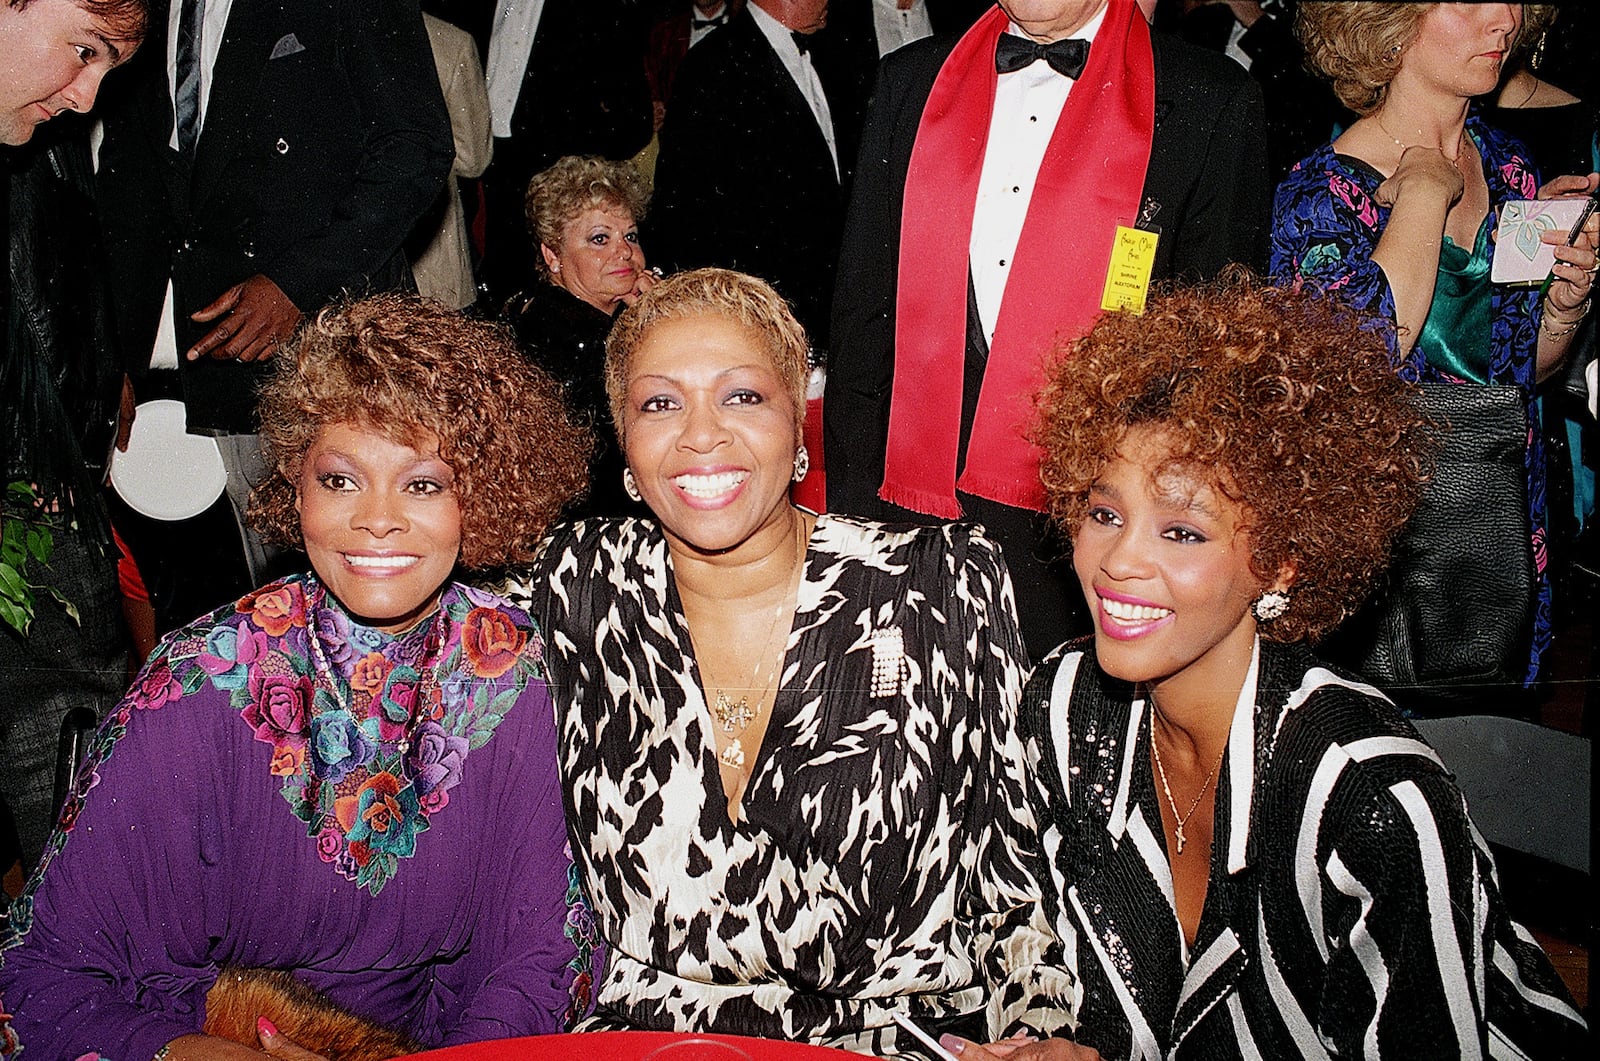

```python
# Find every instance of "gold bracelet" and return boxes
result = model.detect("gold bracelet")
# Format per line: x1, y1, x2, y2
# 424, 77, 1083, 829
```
1542, 294, 1592, 327
1544, 319, 1583, 340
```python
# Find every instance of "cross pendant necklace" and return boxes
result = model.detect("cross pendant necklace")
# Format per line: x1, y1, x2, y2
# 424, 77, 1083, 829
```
1149, 724, 1225, 856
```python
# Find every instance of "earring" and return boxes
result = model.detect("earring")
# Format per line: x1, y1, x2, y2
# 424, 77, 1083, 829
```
1253, 591, 1290, 622
1531, 30, 1548, 72
792, 445, 810, 483
623, 467, 641, 502
1383, 42, 1401, 63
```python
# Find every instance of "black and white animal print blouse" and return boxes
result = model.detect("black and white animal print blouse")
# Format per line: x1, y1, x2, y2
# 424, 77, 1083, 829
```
1021, 638, 1588, 1059
517, 514, 1071, 1055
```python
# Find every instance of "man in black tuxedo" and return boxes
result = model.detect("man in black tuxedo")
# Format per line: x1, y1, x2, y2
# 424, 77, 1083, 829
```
645, 0, 745, 123
649, 0, 865, 352
825, 0, 1268, 659
95, 0, 452, 631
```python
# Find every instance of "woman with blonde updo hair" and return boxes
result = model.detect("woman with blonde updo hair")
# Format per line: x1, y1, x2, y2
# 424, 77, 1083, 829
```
0, 295, 601, 1059
506, 155, 657, 516
1271, 2, 1599, 687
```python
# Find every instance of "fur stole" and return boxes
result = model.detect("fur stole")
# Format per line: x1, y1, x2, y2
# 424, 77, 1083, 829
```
204, 967, 421, 1061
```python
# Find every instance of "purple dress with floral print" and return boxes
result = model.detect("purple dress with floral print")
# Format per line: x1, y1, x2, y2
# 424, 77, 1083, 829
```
0, 576, 601, 1060
1269, 114, 1551, 681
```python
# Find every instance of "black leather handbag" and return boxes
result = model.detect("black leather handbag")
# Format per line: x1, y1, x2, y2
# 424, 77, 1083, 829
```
1320, 383, 1534, 715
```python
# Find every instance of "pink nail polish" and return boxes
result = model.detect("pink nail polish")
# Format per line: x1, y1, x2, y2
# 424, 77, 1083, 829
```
938, 1033, 965, 1055
257, 1016, 279, 1039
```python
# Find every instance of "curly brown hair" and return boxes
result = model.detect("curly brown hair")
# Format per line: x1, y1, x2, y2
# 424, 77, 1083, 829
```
1035, 273, 1432, 644
525, 155, 651, 283
1297, 1, 1434, 114
249, 294, 592, 569
604, 268, 809, 445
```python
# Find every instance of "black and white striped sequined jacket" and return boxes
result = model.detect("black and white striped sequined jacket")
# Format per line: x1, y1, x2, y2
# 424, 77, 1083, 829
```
1019, 638, 1587, 1059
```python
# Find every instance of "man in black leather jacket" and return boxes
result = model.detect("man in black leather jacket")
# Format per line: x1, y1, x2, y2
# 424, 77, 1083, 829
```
2, 0, 148, 874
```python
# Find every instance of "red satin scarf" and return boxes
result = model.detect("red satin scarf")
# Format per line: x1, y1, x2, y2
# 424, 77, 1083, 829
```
882, 1, 1155, 517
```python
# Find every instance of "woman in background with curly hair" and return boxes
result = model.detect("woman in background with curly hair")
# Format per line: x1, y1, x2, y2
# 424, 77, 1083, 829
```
1270, 2, 1599, 685
0, 295, 599, 1059
948, 277, 1587, 1060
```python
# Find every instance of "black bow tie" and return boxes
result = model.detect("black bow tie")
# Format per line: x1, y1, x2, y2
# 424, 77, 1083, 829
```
994, 34, 1089, 79
792, 30, 813, 55
692, 14, 726, 30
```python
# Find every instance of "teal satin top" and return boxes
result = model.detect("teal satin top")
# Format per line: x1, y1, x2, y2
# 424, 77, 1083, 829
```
1416, 213, 1493, 383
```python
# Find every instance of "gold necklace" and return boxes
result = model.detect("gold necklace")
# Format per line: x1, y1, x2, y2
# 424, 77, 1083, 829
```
711, 515, 806, 771
1374, 114, 1468, 163
1149, 724, 1226, 856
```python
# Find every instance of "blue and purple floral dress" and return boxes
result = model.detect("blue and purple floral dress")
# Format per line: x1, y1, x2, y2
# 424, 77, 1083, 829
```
0, 576, 601, 1059
1270, 115, 1551, 681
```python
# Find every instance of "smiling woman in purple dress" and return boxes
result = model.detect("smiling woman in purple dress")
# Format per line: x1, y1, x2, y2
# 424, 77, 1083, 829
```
0, 295, 598, 1060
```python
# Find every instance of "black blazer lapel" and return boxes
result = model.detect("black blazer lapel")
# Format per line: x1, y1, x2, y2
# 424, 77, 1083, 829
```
189, 0, 280, 209
116, 25, 191, 219
736, 14, 837, 185
1056, 684, 1184, 1060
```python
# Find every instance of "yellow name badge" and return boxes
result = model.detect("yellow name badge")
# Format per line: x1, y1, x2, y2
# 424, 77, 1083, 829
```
1101, 225, 1160, 315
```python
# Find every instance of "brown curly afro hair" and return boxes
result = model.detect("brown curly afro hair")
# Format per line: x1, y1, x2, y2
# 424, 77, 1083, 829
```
1035, 272, 1433, 644
249, 294, 592, 569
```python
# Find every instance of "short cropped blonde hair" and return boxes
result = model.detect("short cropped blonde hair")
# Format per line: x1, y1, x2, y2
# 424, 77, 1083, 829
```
604, 268, 809, 445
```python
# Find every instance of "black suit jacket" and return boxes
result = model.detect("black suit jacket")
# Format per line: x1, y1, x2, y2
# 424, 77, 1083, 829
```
648, 7, 863, 349
825, 27, 1269, 520
812, 0, 988, 167
503, 0, 654, 176
97, 0, 453, 433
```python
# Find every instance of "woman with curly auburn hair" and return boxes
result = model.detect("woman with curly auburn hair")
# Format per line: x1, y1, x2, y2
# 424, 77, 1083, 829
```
506, 155, 658, 517
1272, 2, 1599, 686
0, 295, 602, 1059
945, 278, 1587, 1061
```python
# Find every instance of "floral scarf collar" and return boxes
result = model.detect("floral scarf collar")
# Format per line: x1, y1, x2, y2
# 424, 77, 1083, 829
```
149, 575, 542, 894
